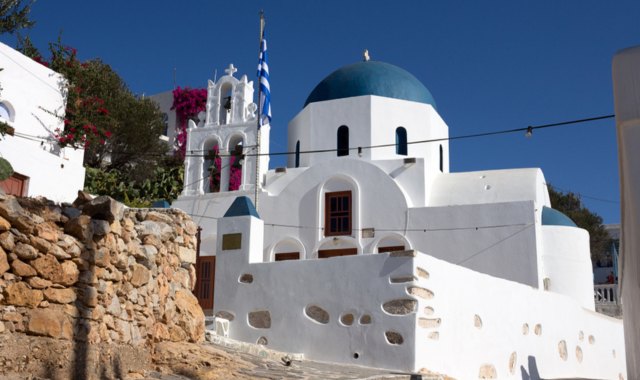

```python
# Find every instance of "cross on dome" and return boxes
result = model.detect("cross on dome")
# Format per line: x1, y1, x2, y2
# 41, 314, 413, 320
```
225, 64, 238, 77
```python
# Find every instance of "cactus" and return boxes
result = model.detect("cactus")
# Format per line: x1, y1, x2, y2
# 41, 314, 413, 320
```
0, 157, 13, 181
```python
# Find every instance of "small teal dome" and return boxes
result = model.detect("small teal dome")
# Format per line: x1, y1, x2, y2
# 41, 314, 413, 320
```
542, 206, 577, 227
304, 61, 436, 108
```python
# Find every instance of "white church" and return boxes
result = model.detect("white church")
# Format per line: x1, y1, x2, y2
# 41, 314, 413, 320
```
172, 56, 626, 379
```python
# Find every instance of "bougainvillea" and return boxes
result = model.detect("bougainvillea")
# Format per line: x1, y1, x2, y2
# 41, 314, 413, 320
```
19, 38, 114, 149
171, 87, 207, 160
206, 146, 243, 192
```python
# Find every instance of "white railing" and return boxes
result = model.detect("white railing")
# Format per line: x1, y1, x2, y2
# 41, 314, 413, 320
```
594, 284, 620, 305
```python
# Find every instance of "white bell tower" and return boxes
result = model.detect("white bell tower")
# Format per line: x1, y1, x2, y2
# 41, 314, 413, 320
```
182, 64, 270, 196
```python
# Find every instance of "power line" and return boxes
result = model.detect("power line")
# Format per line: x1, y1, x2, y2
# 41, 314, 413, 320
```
546, 183, 619, 205
8, 113, 616, 160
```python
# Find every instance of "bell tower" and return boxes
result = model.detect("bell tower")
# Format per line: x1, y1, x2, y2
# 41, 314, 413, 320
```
182, 64, 270, 196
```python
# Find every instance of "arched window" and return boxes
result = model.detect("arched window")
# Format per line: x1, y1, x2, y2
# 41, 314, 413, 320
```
229, 136, 244, 191
0, 102, 13, 121
203, 140, 222, 193
395, 127, 407, 156
295, 140, 300, 168
337, 125, 349, 157
439, 145, 443, 172
219, 83, 233, 125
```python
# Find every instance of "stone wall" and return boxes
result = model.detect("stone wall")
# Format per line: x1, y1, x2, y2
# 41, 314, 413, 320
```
0, 193, 204, 345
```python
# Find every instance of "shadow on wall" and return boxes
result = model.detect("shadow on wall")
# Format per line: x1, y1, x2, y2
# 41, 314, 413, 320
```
520, 356, 541, 380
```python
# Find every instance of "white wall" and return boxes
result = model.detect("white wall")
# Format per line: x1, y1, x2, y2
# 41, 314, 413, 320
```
612, 44, 640, 379
214, 212, 626, 378
288, 95, 448, 170
147, 90, 177, 147
540, 226, 595, 310
175, 160, 583, 292
0, 42, 85, 203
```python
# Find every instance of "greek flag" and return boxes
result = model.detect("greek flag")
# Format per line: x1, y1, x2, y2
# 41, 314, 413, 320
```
257, 37, 271, 128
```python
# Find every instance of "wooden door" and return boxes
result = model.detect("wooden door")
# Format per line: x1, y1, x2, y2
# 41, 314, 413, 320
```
275, 252, 300, 261
194, 256, 216, 310
0, 173, 28, 196
318, 248, 357, 259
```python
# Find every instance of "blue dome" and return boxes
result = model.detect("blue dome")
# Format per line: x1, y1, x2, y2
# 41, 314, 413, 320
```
304, 61, 436, 108
542, 206, 577, 227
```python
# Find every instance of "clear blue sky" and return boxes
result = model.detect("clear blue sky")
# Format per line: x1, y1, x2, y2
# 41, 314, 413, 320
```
3, 1, 639, 224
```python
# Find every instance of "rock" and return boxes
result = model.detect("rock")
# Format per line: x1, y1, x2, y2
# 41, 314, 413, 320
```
27, 308, 73, 339
31, 254, 78, 285
4, 282, 43, 307
0, 197, 33, 232
91, 220, 110, 236
71, 190, 93, 208
80, 286, 99, 307
43, 288, 76, 304
62, 206, 81, 219
0, 216, 10, 232
64, 215, 93, 242
30, 254, 60, 281
59, 261, 79, 286
27, 277, 52, 289
14, 243, 38, 260
137, 221, 161, 238
34, 222, 60, 242
107, 295, 122, 316
10, 259, 37, 277
178, 246, 196, 264
48, 244, 71, 260
0, 231, 15, 251
174, 290, 205, 342
142, 235, 162, 250
145, 211, 174, 224
184, 220, 198, 235
82, 196, 124, 222
0, 246, 9, 275
130, 264, 150, 287
188, 265, 197, 291
29, 235, 52, 253
91, 247, 111, 268
151, 323, 170, 341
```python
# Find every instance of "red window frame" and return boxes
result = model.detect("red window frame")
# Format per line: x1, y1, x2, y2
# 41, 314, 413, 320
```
324, 191, 352, 236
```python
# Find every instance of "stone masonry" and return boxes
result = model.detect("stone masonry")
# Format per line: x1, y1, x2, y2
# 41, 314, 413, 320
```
0, 192, 204, 345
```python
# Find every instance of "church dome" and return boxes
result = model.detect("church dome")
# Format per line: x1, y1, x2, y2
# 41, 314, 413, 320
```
304, 61, 436, 108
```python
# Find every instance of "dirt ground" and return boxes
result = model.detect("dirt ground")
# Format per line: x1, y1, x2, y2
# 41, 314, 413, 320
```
0, 331, 256, 380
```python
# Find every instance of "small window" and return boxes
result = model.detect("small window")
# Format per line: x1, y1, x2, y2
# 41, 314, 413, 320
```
275, 252, 300, 261
337, 125, 349, 157
295, 140, 300, 168
161, 113, 169, 136
439, 145, 443, 172
325, 191, 352, 236
0, 102, 12, 121
395, 127, 407, 156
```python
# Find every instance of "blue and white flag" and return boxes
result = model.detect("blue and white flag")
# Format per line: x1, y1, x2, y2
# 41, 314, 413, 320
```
257, 36, 271, 128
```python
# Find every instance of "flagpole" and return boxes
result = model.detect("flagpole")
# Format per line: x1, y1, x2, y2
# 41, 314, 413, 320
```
254, 11, 265, 211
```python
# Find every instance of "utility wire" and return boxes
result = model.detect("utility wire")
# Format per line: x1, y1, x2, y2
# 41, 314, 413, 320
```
9, 114, 616, 159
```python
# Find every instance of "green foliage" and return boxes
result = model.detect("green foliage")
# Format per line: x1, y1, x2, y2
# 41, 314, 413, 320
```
18, 35, 173, 206
0, 157, 13, 180
0, 0, 34, 34
17, 36, 168, 171
548, 186, 612, 266
84, 159, 184, 208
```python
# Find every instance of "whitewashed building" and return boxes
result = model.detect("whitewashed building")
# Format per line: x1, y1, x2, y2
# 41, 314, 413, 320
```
172, 58, 626, 378
0, 42, 85, 202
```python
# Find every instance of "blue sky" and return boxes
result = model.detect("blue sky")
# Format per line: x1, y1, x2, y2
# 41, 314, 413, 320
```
2, 0, 639, 223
